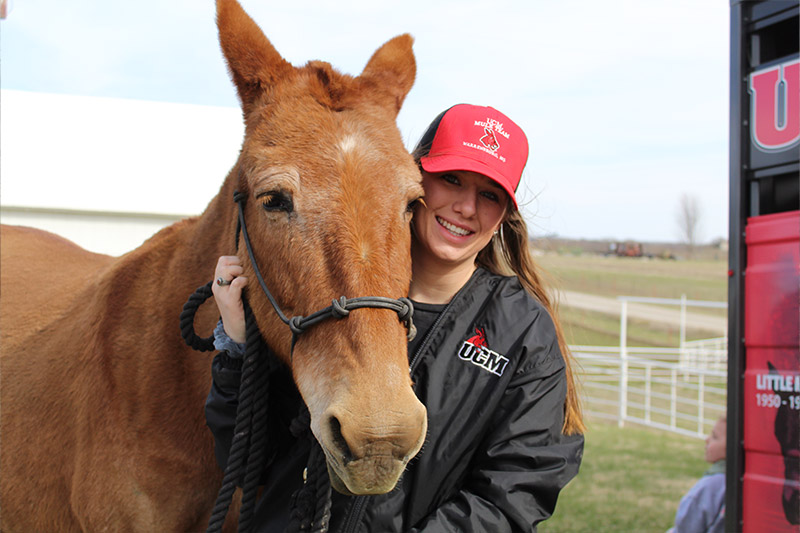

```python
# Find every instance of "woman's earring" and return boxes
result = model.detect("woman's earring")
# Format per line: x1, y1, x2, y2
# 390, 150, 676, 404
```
494, 223, 504, 238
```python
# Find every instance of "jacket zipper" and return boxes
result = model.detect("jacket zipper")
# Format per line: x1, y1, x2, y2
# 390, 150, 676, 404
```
409, 270, 480, 374
408, 301, 452, 374
341, 495, 367, 533
340, 271, 482, 532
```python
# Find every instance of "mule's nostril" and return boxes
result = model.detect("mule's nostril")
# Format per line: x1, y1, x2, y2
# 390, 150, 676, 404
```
329, 416, 355, 465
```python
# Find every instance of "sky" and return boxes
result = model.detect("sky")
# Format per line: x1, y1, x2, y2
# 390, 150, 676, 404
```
0, 0, 731, 243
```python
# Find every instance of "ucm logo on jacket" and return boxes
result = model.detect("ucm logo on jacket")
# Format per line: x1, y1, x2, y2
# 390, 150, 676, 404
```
457, 327, 509, 376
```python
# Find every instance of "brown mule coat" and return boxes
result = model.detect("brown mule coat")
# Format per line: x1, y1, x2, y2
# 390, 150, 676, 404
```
0, 1, 425, 530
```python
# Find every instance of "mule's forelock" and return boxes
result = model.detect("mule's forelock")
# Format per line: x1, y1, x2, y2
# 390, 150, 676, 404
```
305, 61, 354, 111
301, 34, 416, 114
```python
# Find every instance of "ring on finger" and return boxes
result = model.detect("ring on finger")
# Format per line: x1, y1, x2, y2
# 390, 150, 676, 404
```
216, 277, 233, 286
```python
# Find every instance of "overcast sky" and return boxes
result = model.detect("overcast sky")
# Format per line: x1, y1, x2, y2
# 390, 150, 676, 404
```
0, 0, 731, 243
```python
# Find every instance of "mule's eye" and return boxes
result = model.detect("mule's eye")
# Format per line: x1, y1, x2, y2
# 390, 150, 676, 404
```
259, 191, 293, 213
406, 197, 422, 213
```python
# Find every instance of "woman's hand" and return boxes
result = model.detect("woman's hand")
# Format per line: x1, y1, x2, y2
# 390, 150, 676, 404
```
211, 255, 248, 343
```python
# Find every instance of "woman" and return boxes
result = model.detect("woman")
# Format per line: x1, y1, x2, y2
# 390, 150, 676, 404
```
207, 104, 584, 532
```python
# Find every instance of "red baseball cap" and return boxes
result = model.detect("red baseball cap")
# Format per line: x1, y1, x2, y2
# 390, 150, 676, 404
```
418, 104, 528, 209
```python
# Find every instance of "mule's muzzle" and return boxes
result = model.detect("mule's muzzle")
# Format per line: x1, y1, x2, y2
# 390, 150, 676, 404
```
318, 405, 427, 495
325, 446, 406, 496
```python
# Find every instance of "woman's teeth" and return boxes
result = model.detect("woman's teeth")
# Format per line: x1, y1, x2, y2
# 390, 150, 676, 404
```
437, 216, 471, 237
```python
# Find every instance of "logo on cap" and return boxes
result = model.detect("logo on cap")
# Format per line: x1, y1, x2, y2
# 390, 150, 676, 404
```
480, 127, 500, 152
464, 117, 511, 162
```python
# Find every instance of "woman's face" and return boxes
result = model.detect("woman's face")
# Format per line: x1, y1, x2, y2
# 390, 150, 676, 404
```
413, 169, 509, 267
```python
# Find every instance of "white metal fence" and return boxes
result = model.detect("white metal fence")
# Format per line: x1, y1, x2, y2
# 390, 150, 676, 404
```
572, 345, 727, 439
679, 337, 728, 372
571, 295, 729, 439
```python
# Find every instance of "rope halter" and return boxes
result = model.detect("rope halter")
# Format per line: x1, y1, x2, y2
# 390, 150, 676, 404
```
232, 190, 416, 348
180, 190, 417, 351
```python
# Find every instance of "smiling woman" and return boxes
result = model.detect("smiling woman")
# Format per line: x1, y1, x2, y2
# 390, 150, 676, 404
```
408, 104, 584, 436
411, 170, 508, 268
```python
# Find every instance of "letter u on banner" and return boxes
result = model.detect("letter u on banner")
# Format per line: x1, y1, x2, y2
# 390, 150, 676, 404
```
749, 59, 800, 151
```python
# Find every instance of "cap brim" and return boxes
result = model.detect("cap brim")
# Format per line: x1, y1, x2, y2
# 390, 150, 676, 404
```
420, 154, 519, 209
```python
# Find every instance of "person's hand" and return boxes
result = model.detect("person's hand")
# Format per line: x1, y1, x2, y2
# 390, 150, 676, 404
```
211, 255, 248, 343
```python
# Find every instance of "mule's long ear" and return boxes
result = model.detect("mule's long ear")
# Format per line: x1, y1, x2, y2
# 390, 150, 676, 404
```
216, 0, 293, 115
359, 34, 416, 116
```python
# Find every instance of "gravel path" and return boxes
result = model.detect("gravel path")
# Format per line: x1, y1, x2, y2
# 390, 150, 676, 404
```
558, 290, 727, 335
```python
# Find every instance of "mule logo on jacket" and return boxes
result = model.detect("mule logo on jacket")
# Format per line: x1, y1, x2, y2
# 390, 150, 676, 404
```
457, 327, 509, 376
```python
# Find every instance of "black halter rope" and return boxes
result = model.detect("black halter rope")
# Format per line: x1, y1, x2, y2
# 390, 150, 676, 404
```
179, 190, 416, 533
230, 190, 417, 348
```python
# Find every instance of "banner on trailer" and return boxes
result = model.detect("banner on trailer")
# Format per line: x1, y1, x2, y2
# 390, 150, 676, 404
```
743, 211, 800, 532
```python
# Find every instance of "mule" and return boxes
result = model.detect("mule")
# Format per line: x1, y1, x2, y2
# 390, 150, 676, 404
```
0, 0, 426, 530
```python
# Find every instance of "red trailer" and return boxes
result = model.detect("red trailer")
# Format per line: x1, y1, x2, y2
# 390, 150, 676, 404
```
728, 2, 799, 531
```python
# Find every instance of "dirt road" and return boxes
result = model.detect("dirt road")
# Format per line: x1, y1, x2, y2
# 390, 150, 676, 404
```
558, 290, 727, 335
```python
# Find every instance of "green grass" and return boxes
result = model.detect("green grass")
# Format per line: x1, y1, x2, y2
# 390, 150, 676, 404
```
579, 374, 727, 436
535, 253, 728, 346
528, 253, 725, 531
539, 254, 727, 303
540, 420, 710, 533
558, 307, 721, 347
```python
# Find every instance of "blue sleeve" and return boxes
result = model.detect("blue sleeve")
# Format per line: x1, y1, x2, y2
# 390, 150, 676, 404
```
213, 319, 247, 358
673, 473, 726, 533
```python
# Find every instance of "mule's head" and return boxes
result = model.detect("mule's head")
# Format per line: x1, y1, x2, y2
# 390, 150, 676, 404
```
217, 0, 426, 495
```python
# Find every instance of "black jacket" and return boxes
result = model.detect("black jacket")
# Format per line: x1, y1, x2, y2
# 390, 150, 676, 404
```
206, 268, 584, 532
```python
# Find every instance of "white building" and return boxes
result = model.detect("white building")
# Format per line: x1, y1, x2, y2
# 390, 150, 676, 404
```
1, 90, 245, 256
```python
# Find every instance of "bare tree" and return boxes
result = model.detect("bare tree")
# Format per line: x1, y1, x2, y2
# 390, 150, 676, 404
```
676, 193, 702, 257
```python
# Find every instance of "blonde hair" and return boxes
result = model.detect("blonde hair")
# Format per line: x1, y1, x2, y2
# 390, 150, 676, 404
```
476, 211, 585, 435
412, 143, 585, 435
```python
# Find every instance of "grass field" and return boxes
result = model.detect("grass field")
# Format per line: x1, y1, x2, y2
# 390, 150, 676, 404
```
539, 421, 709, 533
559, 306, 721, 347
532, 252, 726, 531
537, 254, 727, 303
536, 253, 728, 347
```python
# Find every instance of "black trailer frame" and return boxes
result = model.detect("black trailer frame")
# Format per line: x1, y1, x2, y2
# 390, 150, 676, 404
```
727, 2, 800, 531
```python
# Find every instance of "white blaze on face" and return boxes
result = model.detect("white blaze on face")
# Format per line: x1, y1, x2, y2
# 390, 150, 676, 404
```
336, 132, 378, 262
337, 133, 363, 158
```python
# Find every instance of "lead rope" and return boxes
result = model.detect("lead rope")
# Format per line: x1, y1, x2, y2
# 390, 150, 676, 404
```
235, 301, 272, 531
181, 286, 330, 533
200, 299, 271, 533
286, 409, 332, 533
